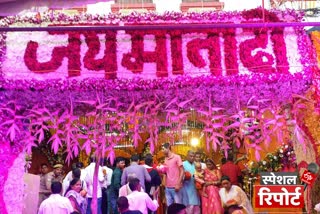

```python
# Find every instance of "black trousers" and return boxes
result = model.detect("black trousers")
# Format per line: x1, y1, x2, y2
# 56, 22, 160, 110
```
101, 187, 109, 214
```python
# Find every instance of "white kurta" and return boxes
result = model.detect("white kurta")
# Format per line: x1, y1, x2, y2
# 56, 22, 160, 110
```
38, 194, 73, 214
127, 190, 159, 214
84, 162, 104, 198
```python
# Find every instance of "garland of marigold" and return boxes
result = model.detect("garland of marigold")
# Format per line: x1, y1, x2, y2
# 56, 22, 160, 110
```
299, 89, 320, 213
311, 32, 320, 109
311, 31, 320, 69
302, 89, 320, 155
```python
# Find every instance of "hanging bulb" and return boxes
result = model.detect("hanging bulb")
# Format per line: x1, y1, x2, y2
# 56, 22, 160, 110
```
190, 137, 199, 147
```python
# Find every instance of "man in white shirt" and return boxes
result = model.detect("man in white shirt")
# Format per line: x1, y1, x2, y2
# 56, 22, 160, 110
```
119, 174, 145, 197
126, 178, 159, 214
117, 196, 142, 214
101, 158, 113, 214
38, 181, 73, 214
85, 156, 105, 214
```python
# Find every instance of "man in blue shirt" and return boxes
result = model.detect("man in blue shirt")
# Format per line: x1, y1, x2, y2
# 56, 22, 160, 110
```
182, 150, 200, 214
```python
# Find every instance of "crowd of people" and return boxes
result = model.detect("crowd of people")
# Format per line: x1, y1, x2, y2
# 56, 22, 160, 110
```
37, 143, 253, 214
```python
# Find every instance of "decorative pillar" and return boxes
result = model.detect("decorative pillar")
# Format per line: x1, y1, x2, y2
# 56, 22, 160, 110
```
0, 139, 24, 214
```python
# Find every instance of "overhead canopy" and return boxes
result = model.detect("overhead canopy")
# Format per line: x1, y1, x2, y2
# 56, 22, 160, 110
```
0, 0, 109, 16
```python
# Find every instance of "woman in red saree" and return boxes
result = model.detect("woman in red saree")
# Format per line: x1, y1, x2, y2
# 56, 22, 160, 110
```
201, 158, 223, 214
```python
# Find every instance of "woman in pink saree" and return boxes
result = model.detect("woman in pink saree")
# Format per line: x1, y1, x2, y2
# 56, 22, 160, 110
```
201, 158, 223, 214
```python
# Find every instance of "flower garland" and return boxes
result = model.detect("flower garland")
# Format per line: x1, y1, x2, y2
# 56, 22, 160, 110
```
311, 31, 320, 69
247, 142, 297, 176
0, 8, 313, 80
311, 31, 320, 107
0, 9, 314, 112
0, 74, 311, 114
0, 9, 304, 26
243, 153, 298, 199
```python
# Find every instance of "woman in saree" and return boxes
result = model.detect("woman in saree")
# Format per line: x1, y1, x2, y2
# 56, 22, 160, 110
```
65, 178, 87, 214
219, 176, 253, 214
201, 158, 223, 214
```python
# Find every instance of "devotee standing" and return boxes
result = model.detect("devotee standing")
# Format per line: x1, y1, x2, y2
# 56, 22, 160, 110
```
194, 152, 206, 169
126, 178, 159, 214
220, 155, 242, 186
44, 163, 64, 193
182, 150, 200, 214
63, 167, 87, 196
119, 174, 144, 197
84, 156, 104, 214
62, 163, 77, 194
194, 162, 206, 197
110, 157, 126, 214
161, 143, 184, 207
101, 158, 113, 214
65, 178, 87, 213
143, 155, 161, 214
144, 155, 161, 199
38, 181, 73, 214
201, 158, 223, 214
38, 163, 50, 207
219, 175, 253, 214
121, 154, 151, 190
76, 162, 87, 180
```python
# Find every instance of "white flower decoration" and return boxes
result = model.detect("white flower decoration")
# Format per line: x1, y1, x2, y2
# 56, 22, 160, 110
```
262, 161, 267, 165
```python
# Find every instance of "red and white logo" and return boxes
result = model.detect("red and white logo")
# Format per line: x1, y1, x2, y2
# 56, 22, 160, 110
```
301, 169, 317, 185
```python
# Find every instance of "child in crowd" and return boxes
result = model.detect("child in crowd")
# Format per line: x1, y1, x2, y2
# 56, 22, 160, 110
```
194, 162, 207, 197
